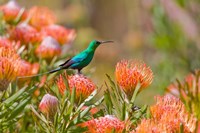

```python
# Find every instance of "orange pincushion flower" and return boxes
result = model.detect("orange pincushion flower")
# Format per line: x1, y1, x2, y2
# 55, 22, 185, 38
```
166, 70, 200, 96
10, 23, 41, 44
29, 6, 56, 30
115, 60, 153, 98
39, 94, 58, 118
18, 60, 39, 77
41, 24, 76, 45
166, 70, 200, 119
57, 74, 96, 102
35, 36, 61, 59
82, 115, 126, 133
133, 119, 166, 133
0, 47, 20, 91
149, 95, 196, 133
0, 0, 27, 23
0, 37, 20, 49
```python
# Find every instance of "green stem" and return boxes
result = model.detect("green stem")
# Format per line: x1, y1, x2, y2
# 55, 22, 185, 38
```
128, 83, 141, 111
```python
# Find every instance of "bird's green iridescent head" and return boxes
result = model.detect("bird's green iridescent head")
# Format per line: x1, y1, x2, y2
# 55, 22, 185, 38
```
88, 40, 114, 50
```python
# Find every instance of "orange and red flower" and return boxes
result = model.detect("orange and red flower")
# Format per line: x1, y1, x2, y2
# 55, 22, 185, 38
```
29, 6, 56, 30
115, 59, 153, 98
133, 119, 165, 133
0, 37, 20, 49
41, 24, 76, 45
135, 95, 197, 133
57, 74, 96, 102
166, 70, 200, 119
0, 47, 20, 91
9, 23, 41, 44
35, 36, 61, 59
39, 93, 58, 118
0, 1, 27, 23
81, 115, 126, 133
18, 60, 39, 77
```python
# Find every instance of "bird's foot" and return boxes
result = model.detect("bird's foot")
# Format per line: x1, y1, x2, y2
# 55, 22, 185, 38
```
77, 70, 82, 75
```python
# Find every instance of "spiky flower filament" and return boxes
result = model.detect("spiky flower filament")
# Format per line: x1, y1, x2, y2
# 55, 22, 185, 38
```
115, 59, 153, 98
57, 74, 96, 102
0, 47, 20, 91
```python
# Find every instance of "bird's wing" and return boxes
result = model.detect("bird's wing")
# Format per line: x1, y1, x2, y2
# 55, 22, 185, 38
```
59, 51, 89, 69
70, 51, 89, 64
59, 58, 71, 67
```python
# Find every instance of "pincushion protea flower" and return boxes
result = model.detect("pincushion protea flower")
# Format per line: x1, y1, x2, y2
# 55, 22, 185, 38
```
18, 60, 39, 77
10, 23, 41, 44
17, 60, 39, 85
29, 6, 56, 30
39, 94, 58, 118
57, 74, 96, 102
0, 47, 20, 91
132, 119, 166, 133
35, 36, 61, 59
166, 70, 200, 119
81, 115, 126, 133
115, 59, 153, 98
0, 0, 27, 23
0, 37, 20, 49
134, 95, 197, 133
41, 24, 76, 45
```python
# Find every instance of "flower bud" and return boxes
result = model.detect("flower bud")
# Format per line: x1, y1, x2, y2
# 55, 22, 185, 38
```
41, 24, 76, 45
29, 6, 56, 30
35, 36, 61, 59
10, 23, 41, 44
0, 0, 27, 23
39, 94, 58, 118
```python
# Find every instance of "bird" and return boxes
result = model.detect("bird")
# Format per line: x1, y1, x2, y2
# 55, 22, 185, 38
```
17, 40, 114, 79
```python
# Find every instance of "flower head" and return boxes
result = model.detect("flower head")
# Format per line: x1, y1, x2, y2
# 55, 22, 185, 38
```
29, 6, 56, 29
0, 0, 27, 23
166, 70, 200, 119
149, 95, 196, 133
57, 74, 96, 102
82, 115, 126, 133
39, 94, 58, 118
41, 24, 76, 45
0, 47, 20, 91
115, 59, 153, 98
35, 36, 61, 59
10, 23, 41, 44
134, 119, 166, 133
18, 60, 39, 77
0, 37, 20, 49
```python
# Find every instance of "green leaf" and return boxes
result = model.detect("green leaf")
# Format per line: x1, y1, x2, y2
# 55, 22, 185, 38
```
7, 97, 31, 121
73, 106, 91, 124
4, 87, 26, 105
104, 91, 113, 114
70, 87, 76, 105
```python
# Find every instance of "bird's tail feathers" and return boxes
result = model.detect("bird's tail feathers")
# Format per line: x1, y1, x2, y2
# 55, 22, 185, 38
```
17, 67, 62, 79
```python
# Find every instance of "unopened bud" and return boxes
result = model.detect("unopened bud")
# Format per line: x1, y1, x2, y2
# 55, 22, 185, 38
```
39, 94, 58, 118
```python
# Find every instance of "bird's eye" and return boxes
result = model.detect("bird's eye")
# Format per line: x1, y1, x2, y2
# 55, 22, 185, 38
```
96, 41, 101, 44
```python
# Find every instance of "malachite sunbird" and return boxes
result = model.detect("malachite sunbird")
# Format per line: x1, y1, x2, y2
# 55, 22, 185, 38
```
18, 40, 114, 79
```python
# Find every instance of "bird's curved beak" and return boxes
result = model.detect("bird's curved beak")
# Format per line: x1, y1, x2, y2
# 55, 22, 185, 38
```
100, 40, 114, 44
